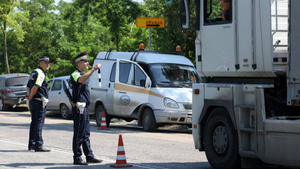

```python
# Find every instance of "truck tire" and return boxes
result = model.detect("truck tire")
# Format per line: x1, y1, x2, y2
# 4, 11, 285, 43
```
142, 108, 157, 132
95, 105, 111, 127
60, 104, 72, 119
204, 107, 240, 169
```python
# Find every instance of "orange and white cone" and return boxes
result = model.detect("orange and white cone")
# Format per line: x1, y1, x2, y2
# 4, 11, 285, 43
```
110, 135, 132, 168
98, 111, 110, 130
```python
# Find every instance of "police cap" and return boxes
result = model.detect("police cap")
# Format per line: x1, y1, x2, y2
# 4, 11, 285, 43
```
39, 56, 50, 62
73, 51, 89, 63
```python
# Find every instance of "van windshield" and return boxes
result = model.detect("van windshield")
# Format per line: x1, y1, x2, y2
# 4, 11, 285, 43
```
148, 64, 201, 88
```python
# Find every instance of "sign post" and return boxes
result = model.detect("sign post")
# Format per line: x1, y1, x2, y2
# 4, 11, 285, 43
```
136, 18, 165, 50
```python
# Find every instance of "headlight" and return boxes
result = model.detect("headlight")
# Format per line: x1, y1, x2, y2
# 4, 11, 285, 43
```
164, 98, 179, 109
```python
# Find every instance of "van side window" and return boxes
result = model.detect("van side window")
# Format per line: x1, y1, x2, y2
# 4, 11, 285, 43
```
134, 65, 146, 87
119, 62, 132, 83
110, 63, 116, 82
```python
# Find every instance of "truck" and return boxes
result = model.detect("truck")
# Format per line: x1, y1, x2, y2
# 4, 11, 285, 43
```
89, 46, 201, 131
180, 0, 300, 168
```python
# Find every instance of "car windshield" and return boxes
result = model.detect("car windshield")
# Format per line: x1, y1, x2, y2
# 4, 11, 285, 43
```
5, 76, 29, 87
148, 63, 201, 88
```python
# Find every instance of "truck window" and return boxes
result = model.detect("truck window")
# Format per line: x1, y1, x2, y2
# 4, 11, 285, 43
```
204, 0, 232, 25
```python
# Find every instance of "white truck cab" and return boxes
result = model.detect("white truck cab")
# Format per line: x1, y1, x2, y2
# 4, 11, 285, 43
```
89, 47, 200, 131
181, 0, 300, 168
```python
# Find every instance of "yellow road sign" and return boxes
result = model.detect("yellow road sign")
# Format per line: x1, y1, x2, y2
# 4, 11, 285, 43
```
136, 18, 165, 28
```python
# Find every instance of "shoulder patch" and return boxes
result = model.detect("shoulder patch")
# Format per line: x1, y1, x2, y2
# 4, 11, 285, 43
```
71, 71, 81, 82
35, 69, 45, 86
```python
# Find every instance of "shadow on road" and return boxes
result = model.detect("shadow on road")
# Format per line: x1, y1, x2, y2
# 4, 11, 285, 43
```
1, 163, 71, 168
43, 162, 211, 169
0, 110, 192, 135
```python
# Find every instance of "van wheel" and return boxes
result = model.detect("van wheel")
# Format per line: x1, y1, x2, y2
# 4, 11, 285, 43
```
204, 108, 241, 169
142, 108, 157, 132
60, 104, 72, 119
95, 105, 111, 127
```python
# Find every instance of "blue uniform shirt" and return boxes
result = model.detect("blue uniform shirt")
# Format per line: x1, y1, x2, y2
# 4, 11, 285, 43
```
27, 67, 48, 99
70, 69, 90, 105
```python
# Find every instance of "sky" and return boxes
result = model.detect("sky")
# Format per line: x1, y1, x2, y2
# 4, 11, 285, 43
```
55, 0, 72, 5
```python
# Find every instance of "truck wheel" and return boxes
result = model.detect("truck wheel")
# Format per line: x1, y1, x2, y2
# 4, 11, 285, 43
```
204, 108, 240, 169
60, 104, 72, 119
95, 105, 111, 127
142, 108, 157, 132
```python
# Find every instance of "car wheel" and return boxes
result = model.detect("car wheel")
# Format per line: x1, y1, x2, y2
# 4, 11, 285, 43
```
60, 104, 72, 119
204, 108, 241, 169
2, 101, 10, 111
142, 108, 157, 132
95, 105, 111, 127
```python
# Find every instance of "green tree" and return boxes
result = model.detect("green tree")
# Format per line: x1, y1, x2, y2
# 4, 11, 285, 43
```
73, 0, 141, 51
0, 0, 29, 74
143, 0, 196, 63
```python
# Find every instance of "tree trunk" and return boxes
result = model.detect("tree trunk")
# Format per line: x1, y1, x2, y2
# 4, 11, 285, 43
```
115, 33, 119, 52
3, 20, 10, 74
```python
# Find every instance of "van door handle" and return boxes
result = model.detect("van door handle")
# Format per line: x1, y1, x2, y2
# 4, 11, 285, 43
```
109, 83, 111, 88
119, 91, 126, 94
59, 92, 61, 94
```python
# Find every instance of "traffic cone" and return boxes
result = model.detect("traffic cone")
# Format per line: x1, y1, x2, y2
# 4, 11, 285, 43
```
98, 111, 110, 130
110, 135, 132, 168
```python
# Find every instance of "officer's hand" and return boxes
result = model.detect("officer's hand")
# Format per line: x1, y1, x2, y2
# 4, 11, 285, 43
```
26, 95, 33, 101
93, 64, 101, 70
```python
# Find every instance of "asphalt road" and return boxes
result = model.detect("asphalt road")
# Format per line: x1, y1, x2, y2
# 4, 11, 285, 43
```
0, 108, 210, 169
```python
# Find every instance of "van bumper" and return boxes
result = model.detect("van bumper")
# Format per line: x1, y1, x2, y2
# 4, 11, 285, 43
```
154, 110, 192, 124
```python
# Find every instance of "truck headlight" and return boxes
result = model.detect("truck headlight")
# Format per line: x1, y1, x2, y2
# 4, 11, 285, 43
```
164, 98, 179, 109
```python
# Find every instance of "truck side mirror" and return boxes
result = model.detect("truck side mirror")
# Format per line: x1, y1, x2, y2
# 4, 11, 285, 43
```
180, 0, 190, 29
145, 77, 151, 88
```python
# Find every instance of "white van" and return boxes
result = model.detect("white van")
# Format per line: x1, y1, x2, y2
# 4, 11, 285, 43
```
89, 49, 201, 131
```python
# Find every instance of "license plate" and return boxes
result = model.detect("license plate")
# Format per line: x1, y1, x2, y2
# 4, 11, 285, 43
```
187, 118, 192, 122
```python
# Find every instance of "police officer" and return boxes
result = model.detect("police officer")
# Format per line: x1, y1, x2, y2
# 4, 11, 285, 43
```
70, 51, 102, 165
26, 56, 51, 152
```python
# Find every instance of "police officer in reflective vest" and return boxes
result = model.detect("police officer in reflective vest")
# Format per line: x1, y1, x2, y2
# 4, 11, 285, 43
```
70, 51, 102, 165
26, 56, 51, 152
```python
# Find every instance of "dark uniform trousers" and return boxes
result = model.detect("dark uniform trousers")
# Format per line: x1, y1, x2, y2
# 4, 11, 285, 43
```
28, 99, 46, 149
72, 106, 94, 161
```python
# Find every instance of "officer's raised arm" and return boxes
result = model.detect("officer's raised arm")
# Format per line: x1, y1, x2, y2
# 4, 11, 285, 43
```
78, 63, 101, 84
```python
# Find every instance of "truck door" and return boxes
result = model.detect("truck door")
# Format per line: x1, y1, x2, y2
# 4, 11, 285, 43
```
200, 0, 237, 76
113, 59, 151, 116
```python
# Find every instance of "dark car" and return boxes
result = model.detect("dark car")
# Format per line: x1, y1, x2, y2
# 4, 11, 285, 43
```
0, 73, 30, 110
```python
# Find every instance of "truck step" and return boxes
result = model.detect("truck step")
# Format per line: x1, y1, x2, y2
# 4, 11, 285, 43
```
240, 127, 255, 133
235, 104, 255, 110
239, 150, 257, 158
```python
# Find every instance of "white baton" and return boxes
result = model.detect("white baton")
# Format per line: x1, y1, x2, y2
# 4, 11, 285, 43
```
98, 69, 101, 87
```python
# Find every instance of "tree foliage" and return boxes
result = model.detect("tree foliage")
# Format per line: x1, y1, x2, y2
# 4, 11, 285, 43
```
0, 0, 29, 73
0, 0, 202, 77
